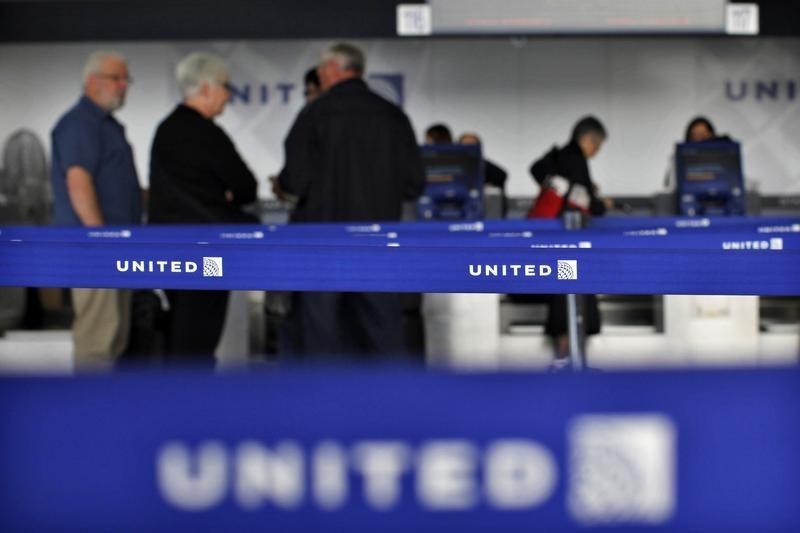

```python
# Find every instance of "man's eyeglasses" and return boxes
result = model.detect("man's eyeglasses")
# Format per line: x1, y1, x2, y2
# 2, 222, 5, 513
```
95, 73, 133, 84
222, 81, 235, 93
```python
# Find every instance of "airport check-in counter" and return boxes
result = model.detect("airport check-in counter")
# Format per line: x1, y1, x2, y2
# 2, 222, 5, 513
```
254, 193, 800, 370
496, 194, 800, 368
2, 193, 797, 372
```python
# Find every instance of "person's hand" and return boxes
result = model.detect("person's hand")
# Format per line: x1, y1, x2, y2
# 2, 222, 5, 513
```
269, 175, 286, 201
592, 184, 615, 211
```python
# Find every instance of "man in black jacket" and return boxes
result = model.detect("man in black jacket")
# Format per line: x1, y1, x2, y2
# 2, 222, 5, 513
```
148, 51, 258, 366
278, 42, 425, 358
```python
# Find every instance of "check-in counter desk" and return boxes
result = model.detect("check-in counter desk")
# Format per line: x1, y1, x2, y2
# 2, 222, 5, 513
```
3, 194, 796, 373
255, 194, 799, 370
491, 194, 800, 369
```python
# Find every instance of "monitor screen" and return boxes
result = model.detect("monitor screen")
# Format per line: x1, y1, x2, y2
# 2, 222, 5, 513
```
417, 144, 484, 220
674, 139, 745, 216
421, 143, 483, 189
675, 140, 743, 190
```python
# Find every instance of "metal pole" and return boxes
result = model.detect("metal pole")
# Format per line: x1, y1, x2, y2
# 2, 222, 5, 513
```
563, 210, 585, 371
566, 293, 585, 371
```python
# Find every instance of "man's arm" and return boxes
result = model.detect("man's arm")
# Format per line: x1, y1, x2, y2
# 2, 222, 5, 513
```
209, 129, 258, 206
484, 160, 507, 189
65, 165, 104, 226
400, 114, 426, 201
278, 109, 314, 198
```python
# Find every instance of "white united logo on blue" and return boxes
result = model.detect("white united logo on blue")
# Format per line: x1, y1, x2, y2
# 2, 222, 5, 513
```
568, 414, 676, 525
467, 260, 580, 279
557, 260, 578, 280
203, 257, 224, 277
155, 411, 677, 524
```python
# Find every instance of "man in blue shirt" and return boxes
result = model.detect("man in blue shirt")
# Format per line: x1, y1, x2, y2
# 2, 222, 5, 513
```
51, 51, 142, 370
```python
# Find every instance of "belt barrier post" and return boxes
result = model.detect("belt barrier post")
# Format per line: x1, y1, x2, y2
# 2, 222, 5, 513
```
563, 209, 586, 371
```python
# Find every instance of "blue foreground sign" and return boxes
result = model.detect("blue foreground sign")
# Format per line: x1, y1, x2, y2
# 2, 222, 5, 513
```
1, 368, 799, 532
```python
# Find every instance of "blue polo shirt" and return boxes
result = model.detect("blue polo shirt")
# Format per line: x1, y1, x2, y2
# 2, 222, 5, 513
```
51, 96, 142, 226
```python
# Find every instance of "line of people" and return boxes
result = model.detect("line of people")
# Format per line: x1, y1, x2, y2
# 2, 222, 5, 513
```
51, 43, 731, 371
51, 44, 425, 370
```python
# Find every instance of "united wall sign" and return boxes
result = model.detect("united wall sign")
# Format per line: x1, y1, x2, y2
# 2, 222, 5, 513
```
226, 73, 405, 107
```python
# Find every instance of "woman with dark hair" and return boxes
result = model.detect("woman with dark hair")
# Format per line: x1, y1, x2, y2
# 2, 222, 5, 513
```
665, 116, 722, 190
424, 123, 453, 145
684, 116, 716, 143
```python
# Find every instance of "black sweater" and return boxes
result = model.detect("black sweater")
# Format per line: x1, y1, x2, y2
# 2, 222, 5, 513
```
148, 104, 258, 223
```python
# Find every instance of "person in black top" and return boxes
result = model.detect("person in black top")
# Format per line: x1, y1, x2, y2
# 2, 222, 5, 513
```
424, 123, 453, 145
303, 67, 322, 103
278, 42, 425, 359
458, 132, 507, 191
270, 66, 324, 203
279, 43, 424, 224
529, 116, 610, 367
664, 116, 720, 191
530, 116, 608, 218
458, 132, 508, 217
266, 65, 324, 358
684, 116, 716, 143
148, 51, 258, 366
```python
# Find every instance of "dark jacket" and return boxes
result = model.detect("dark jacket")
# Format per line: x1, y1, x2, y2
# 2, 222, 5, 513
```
529, 140, 606, 217
148, 104, 258, 224
279, 78, 425, 222
528, 140, 604, 337
484, 159, 507, 190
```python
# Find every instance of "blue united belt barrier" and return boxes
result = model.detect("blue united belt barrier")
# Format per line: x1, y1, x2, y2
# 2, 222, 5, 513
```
1, 217, 798, 294
587, 215, 800, 231
2, 223, 800, 252
0, 368, 799, 532
1, 215, 798, 242
0, 237, 798, 294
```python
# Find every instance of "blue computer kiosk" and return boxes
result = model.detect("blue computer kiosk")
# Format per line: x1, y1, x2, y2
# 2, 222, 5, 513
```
674, 139, 746, 216
669, 138, 759, 366
416, 144, 484, 221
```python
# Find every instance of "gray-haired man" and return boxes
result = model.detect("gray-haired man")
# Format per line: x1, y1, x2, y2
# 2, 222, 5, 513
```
51, 51, 142, 370
278, 43, 425, 358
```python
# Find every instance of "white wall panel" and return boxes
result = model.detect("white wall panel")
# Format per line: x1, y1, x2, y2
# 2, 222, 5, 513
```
1, 38, 798, 200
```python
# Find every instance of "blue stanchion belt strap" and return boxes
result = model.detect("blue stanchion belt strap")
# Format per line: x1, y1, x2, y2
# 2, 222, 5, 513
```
2, 221, 800, 250
0, 369, 799, 532
2, 215, 799, 241
0, 217, 798, 294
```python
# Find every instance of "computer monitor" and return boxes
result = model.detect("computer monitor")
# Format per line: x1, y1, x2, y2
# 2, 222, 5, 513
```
674, 139, 745, 216
416, 143, 484, 220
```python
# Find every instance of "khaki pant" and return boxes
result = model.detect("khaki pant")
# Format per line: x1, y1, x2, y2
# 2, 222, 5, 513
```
71, 288, 132, 371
